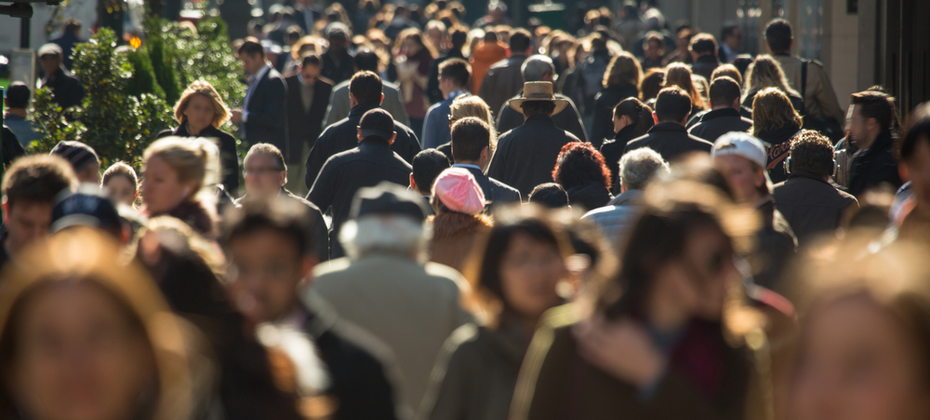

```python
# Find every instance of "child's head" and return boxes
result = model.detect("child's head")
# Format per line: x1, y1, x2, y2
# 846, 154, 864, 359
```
102, 162, 139, 207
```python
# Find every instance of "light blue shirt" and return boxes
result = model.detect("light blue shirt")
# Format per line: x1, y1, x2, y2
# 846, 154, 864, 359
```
421, 90, 468, 149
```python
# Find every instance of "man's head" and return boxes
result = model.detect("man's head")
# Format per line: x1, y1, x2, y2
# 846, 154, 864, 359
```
710, 64, 742, 85
451, 117, 493, 168
618, 148, 669, 192
764, 19, 793, 54
50, 141, 100, 185
643, 31, 665, 61
410, 149, 450, 195
237, 39, 266, 75
688, 33, 718, 59
325, 22, 351, 51
37, 43, 63, 77
521, 54, 556, 83
528, 183, 569, 208
64, 18, 81, 36
243, 143, 287, 199
438, 58, 470, 98
708, 76, 742, 110
356, 108, 396, 144
849, 90, 895, 150
51, 185, 124, 243
341, 182, 430, 261
712, 132, 771, 204
721, 25, 742, 50
510, 82, 566, 118
349, 71, 384, 107
787, 130, 836, 180
353, 49, 380, 73
224, 199, 319, 325
299, 53, 322, 85
450, 28, 468, 51
654, 87, 692, 125
2, 155, 78, 256
900, 103, 930, 214
5, 82, 30, 111
509, 28, 532, 55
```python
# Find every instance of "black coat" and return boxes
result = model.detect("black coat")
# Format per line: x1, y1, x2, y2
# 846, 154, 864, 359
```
305, 102, 422, 188
772, 171, 857, 247
487, 115, 580, 197
600, 124, 640, 194
157, 124, 240, 197
307, 137, 413, 258
244, 67, 288, 152
321, 49, 356, 86
752, 197, 798, 292
591, 83, 640, 149
457, 164, 522, 212
565, 182, 614, 212
2, 126, 26, 167
848, 129, 903, 197
688, 108, 753, 143
691, 54, 720, 82
41, 66, 85, 111
623, 122, 714, 163
757, 123, 802, 184
285, 75, 333, 163
497, 92, 588, 144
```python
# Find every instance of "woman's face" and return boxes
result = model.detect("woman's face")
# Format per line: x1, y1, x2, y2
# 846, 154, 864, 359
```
499, 232, 565, 319
183, 94, 216, 132
103, 176, 137, 207
9, 283, 156, 420
404, 37, 422, 54
792, 296, 930, 420
141, 155, 193, 216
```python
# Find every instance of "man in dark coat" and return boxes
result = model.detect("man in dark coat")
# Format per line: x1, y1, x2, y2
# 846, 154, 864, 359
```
51, 18, 83, 70
449, 117, 521, 210
773, 131, 858, 247
285, 53, 333, 193
688, 33, 720, 82
305, 71, 421, 188
487, 82, 580, 197
321, 23, 356, 86
37, 43, 84, 112
496, 55, 589, 143
478, 28, 532, 117
223, 199, 407, 420
425, 28, 468, 104
689, 76, 752, 142
624, 87, 714, 162
307, 109, 414, 259
231, 39, 288, 152
846, 90, 903, 197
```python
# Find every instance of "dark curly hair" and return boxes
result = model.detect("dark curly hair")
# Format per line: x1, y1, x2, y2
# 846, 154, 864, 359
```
789, 130, 835, 178
552, 142, 612, 191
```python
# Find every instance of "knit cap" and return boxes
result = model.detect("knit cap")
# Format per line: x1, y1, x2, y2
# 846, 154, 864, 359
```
433, 167, 486, 214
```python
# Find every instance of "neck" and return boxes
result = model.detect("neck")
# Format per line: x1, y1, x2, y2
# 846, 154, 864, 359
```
456, 159, 483, 168
648, 292, 690, 334
5, 108, 26, 117
860, 131, 882, 150
187, 122, 209, 136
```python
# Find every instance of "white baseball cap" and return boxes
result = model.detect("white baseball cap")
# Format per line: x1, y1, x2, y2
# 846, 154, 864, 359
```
712, 132, 767, 168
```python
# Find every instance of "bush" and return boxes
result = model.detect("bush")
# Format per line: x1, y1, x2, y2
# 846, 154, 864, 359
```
125, 47, 166, 100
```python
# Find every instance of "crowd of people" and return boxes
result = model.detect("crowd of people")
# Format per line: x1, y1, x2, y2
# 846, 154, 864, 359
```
2, 0, 930, 420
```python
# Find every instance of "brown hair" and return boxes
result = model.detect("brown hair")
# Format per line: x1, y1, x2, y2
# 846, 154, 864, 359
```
2, 155, 77, 211
602, 51, 643, 89
640, 68, 666, 101
666, 63, 706, 110
744, 55, 798, 99
450, 96, 497, 148
851, 90, 897, 131
552, 142, 613, 191
711, 63, 743, 85
102, 161, 139, 192
174, 81, 231, 128
751, 87, 803, 136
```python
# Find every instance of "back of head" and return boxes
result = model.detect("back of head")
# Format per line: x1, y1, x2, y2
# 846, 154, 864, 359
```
64, 18, 81, 34
688, 33, 717, 55
450, 96, 495, 132
751, 87, 802, 136
640, 69, 666, 101
613, 98, 655, 138
521, 54, 555, 82
655, 87, 692, 123
143, 137, 217, 197
2, 155, 78, 210
746, 55, 792, 96
341, 182, 430, 260
665, 63, 704, 109
788, 130, 835, 178
509, 28, 531, 53
900, 102, 930, 163
50, 140, 100, 175
450, 28, 468, 49
238, 38, 265, 59
349, 71, 383, 105
764, 19, 793, 53
528, 183, 569, 208
552, 142, 612, 191
711, 64, 742, 85
223, 198, 318, 258
411, 150, 451, 195
451, 117, 492, 162
353, 49, 380, 72
709, 76, 742, 109
439, 58, 470, 89
619, 148, 669, 191
5, 82, 30, 109
602, 52, 642, 89
851, 90, 895, 132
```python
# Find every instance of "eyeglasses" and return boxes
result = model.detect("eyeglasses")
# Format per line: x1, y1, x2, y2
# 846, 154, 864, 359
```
243, 167, 284, 176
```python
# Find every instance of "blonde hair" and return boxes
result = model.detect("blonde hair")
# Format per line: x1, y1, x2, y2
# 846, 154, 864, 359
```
174, 81, 230, 128
744, 55, 798, 99
143, 137, 221, 204
602, 52, 643, 89
751, 87, 803, 136
665, 63, 706, 110
450, 95, 498, 150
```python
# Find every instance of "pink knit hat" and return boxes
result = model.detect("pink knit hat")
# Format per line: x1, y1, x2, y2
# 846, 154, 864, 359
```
433, 167, 486, 214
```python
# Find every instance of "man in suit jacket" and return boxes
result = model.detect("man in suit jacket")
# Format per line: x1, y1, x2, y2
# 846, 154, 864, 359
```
450, 117, 521, 210
231, 39, 288, 153
624, 87, 713, 163
689, 77, 753, 142
477, 28, 532, 117
421, 58, 470, 149
324, 50, 410, 127
285, 53, 333, 194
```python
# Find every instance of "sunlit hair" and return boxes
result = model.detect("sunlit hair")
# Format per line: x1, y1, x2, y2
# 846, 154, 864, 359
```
602, 51, 643, 89
552, 142, 613, 191
339, 215, 432, 262
290, 35, 321, 60
134, 216, 227, 278
0, 228, 196, 420
712, 63, 743, 85
640, 68, 666, 101
744, 55, 798, 100
143, 137, 221, 206
751, 87, 803, 136
102, 161, 138, 191
174, 80, 231, 128
450, 95, 498, 150
665, 63, 706, 110
397, 27, 438, 59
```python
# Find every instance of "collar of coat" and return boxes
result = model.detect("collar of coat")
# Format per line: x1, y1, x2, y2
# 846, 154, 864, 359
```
647, 121, 688, 133
700, 107, 741, 121
859, 129, 895, 159
348, 102, 382, 120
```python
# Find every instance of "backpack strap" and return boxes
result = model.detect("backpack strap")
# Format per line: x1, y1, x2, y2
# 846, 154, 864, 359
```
800, 59, 809, 100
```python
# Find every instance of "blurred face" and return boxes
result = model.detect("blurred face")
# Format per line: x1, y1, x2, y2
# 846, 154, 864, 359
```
103, 176, 137, 207
2, 201, 54, 256
228, 229, 313, 328
644, 40, 662, 60
849, 105, 879, 149
726, 28, 743, 49
9, 283, 156, 420
299, 63, 321, 85
680, 226, 736, 320
140, 155, 195, 216
76, 163, 101, 185
792, 296, 930, 420
403, 37, 422, 54
39, 54, 61, 76
243, 153, 285, 199
239, 52, 264, 75
715, 154, 766, 204
905, 137, 930, 215
183, 94, 217, 133
499, 233, 565, 319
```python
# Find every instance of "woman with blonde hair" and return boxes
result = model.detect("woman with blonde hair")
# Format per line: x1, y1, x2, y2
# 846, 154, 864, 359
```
742, 55, 805, 117
665, 63, 706, 116
395, 27, 437, 137
751, 87, 804, 183
158, 80, 239, 196
437, 95, 497, 161
591, 52, 643, 147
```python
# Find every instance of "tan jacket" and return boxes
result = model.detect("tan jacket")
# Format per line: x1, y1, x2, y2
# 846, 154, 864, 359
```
773, 55, 846, 123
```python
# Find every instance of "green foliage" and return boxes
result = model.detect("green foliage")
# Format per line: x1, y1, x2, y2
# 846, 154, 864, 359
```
146, 18, 181, 105
125, 47, 166, 100
28, 87, 84, 153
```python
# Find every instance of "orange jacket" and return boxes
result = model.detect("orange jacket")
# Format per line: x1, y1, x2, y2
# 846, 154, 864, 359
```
469, 41, 509, 93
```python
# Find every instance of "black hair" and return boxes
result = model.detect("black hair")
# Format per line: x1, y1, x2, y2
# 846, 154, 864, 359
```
521, 101, 556, 118
349, 71, 383, 105
851, 90, 896, 132
900, 103, 930, 163
655, 87, 692, 123
528, 183, 569, 208
238, 39, 264, 58
300, 53, 322, 68
451, 117, 491, 162
709, 76, 741, 108
721, 25, 740, 41
411, 149, 451, 194
5, 82, 29, 109
509, 28, 532, 53
353, 49, 380, 72
689, 33, 717, 55
438, 58, 470, 89
764, 19, 792, 53
789, 130, 835, 178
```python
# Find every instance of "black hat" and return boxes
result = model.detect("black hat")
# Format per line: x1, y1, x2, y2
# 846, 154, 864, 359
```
350, 182, 428, 223
50, 140, 99, 172
51, 185, 122, 237
358, 109, 395, 140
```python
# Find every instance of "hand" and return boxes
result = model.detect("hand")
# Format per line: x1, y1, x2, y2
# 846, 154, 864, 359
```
230, 109, 243, 124
573, 315, 666, 388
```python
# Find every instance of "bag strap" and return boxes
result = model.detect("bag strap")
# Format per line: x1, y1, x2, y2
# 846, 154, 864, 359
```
800, 59, 809, 100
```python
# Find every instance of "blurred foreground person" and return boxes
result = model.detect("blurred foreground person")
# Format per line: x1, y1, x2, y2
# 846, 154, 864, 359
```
0, 229, 198, 420
895, 102, 930, 240
510, 179, 773, 420
102, 162, 140, 208
552, 142, 615, 212
421, 205, 569, 420
313, 183, 471, 411
427, 167, 491, 274
50, 140, 101, 185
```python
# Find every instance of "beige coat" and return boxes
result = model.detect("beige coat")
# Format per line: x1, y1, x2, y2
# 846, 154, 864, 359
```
773, 55, 846, 123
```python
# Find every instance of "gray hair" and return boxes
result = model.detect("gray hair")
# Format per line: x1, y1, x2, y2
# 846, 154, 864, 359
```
521, 54, 556, 82
339, 215, 432, 261
619, 148, 669, 190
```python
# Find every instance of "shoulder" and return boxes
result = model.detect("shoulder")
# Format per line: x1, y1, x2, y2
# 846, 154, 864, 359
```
285, 191, 323, 213
489, 176, 519, 193
317, 77, 334, 88
333, 80, 350, 92
156, 129, 175, 139
394, 120, 416, 136
424, 262, 468, 290
268, 68, 286, 82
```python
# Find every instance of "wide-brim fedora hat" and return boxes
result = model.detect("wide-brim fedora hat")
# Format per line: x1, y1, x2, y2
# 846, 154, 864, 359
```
508, 81, 569, 115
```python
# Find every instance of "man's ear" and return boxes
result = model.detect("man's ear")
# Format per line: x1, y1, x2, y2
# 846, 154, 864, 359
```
388, 132, 397, 145
1, 199, 9, 223
480, 146, 490, 162
732, 98, 741, 110
279, 170, 288, 187
379, 93, 385, 106
409, 173, 417, 191
357, 128, 364, 141
299, 255, 318, 288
